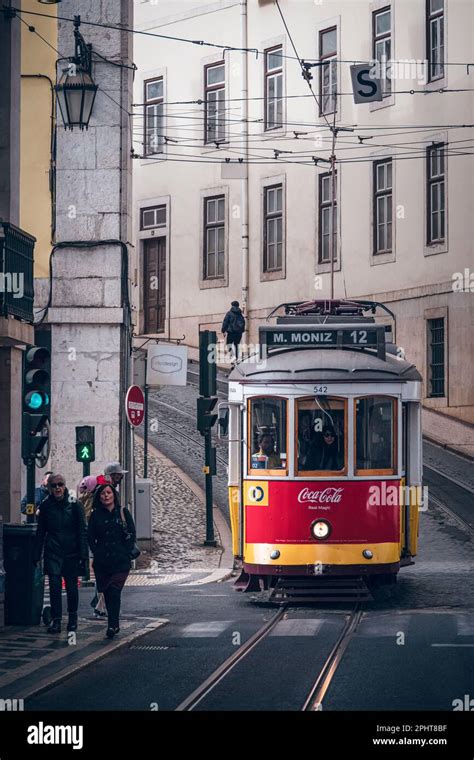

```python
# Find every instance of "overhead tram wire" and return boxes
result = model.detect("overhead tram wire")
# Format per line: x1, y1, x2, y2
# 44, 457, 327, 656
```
130, 108, 474, 131
11, 5, 474, 70
132, 146, 474, 167
130, 131, 474, 158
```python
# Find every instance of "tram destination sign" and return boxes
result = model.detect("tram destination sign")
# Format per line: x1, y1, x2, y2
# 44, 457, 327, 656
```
260, 324, 386, 359
266, 328, 377, 346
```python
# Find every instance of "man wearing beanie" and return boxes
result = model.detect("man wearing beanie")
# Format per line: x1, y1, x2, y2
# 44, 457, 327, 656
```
221, 300, 246, 361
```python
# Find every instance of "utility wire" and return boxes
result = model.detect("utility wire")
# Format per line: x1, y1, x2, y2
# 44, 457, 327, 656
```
10, 5, 474, 69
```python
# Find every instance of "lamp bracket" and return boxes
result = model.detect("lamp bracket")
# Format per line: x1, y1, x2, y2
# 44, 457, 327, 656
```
73, 14, 93, 74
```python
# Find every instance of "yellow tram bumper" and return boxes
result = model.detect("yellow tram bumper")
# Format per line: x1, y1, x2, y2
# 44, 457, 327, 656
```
243, 542, 401, 566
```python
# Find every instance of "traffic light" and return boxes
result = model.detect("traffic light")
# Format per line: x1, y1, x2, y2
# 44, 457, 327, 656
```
197, 397, 218, 435
22, 345, 51, 463
75, 426, 95, 463
199, 330, 217, 398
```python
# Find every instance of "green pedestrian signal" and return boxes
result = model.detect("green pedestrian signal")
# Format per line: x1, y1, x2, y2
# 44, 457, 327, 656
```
75, 426, 95, 464
76, 443, 94, 462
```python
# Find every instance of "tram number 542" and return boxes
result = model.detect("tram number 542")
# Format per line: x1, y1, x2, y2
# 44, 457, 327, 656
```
314, 385, 328, 394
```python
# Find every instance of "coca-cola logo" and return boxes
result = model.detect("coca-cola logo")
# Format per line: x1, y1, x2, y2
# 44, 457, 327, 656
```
297, 487, 343, 505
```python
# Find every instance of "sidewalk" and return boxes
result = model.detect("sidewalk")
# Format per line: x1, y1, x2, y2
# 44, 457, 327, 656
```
0, 440, 234, 701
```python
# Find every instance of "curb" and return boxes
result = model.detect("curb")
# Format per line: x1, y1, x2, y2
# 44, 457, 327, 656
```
136, 434, 234, 573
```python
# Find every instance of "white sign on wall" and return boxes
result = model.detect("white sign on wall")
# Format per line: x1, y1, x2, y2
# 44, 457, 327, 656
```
146, 344, 188, 387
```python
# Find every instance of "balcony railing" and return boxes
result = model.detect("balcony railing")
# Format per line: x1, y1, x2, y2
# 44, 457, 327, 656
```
0, 221, 35, 323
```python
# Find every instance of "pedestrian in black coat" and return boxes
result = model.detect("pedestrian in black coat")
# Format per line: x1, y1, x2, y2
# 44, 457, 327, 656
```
88, 484, 136, 640
33, 473, 88, 634
222, 300, 246, 361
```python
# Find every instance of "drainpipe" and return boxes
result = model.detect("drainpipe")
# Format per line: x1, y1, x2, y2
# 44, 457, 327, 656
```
240, 0, 249, 328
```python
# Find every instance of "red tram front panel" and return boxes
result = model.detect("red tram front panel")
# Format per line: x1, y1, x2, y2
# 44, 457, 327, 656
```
244, 480, 401, 545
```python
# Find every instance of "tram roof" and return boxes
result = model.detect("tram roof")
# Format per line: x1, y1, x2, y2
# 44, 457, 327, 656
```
228, 348, 421, 383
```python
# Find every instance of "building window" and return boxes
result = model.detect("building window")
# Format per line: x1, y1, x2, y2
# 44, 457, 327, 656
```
427, 318, 445, 397
373, 159, 392, 253
427, 143, 445, 244
319, 27, 337, 115
318, 171, 337, 264
205, 62, 225, 143
140, 205, 166, 230
264, 46, 283, 130
263, 184, 283, 272
144, 78, 164, 156
372, 7, 391, 96
426, 0, 444, 81
204, 196, 225, 279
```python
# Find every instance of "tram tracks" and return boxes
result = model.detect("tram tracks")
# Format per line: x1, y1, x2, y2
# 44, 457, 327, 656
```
176, 604, 363, 711
175, 605, 287, 711
424, 464, 473, 535
147, 395, 228, 468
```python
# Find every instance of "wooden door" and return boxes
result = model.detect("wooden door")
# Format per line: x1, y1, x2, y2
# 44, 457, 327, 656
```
143, 237, 166, 333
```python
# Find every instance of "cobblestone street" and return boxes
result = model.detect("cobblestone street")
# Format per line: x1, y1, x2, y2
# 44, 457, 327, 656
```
134, 437, 227, 574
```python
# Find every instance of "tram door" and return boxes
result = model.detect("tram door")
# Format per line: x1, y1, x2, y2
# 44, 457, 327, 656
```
403, 401, 422, 557
227, 403, 243, 557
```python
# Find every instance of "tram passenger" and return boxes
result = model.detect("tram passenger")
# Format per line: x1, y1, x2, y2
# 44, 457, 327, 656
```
306, 425, 343, 471
298, 412, 317, 469
251, 433, 282, 469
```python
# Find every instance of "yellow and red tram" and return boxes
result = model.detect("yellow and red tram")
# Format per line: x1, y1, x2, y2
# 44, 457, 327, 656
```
224, 300, 423, 592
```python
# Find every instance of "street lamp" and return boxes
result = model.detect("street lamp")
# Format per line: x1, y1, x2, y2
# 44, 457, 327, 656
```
55, 15, 98, 130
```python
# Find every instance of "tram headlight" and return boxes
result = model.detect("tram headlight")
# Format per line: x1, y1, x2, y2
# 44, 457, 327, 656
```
311, 520, 331, 540
363, 549, 373, 559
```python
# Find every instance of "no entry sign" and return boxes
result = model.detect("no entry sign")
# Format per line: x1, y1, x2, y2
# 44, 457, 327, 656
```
125, 385, 145, 427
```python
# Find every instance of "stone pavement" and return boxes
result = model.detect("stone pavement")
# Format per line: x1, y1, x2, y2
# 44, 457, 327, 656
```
0, 615, 167, 701
133, 435, 232, 574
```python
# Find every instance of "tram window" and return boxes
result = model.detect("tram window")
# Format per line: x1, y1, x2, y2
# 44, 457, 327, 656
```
249, 397, 287, 471
296, 397, 345, 473
355, 397, 396, 473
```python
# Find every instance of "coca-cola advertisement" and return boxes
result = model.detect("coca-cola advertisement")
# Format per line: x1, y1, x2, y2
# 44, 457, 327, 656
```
297, 486, 344, 505
245, 479, 401, 544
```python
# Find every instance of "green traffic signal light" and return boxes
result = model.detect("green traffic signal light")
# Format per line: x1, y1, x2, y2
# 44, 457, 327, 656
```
76, 441, 95, 462
81, 444, 92, 460
25, 390, 49, 410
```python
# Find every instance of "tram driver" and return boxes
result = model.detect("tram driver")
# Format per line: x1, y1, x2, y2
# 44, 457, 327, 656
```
251, 433, 282, 469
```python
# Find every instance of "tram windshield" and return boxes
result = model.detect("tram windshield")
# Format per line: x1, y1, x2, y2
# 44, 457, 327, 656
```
355, 396, 396, 473
249, 397, 287, 472
296, 397, 345, 473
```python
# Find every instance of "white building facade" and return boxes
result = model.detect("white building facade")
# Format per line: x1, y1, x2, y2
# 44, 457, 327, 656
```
133, 0, 473, 456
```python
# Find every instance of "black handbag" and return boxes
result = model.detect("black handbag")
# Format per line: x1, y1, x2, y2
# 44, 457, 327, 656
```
119, 506, 141, 560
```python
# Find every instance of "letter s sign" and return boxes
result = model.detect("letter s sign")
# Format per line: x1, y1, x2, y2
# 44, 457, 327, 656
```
350, 63, 383, 103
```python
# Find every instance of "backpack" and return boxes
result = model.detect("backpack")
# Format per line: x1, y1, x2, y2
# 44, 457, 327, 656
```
230, 311, 245, 333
